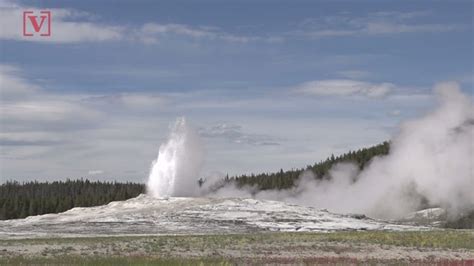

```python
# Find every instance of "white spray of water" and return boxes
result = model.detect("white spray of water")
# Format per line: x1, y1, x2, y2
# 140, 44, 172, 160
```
211, 82, 474, 219
147, 117, 204, 198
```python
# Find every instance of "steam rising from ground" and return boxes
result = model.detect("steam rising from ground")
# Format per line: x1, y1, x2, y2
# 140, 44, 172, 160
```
147, 83, 473, 219
147, 117, 203, 198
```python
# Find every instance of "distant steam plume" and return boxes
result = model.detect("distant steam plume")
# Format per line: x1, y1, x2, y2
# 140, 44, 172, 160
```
212, 82, 474, 219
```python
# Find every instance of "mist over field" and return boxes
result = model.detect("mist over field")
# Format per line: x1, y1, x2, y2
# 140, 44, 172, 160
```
147, 82, 474, 219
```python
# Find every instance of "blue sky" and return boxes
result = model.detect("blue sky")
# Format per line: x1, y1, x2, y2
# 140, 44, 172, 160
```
0, 0, 472, 182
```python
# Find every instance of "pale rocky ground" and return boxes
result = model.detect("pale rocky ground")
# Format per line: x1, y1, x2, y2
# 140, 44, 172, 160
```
0, 195, 424, 239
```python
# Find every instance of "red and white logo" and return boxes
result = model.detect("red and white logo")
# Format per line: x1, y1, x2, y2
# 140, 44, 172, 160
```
23, 11, 51, 37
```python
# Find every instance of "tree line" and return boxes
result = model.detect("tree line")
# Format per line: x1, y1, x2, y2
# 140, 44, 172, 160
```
227, 141, 390, 190
0, 179, 144, 220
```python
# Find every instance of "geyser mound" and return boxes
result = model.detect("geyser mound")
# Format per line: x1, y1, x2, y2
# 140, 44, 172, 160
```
0, 195, 423, 239
147, 117, 204, 198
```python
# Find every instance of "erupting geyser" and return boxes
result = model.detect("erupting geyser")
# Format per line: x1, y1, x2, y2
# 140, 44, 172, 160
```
147, 117, 204, 198
146, 83, 473, 220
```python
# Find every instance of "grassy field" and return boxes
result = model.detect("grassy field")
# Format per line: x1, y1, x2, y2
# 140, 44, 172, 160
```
1, 230, 473, 265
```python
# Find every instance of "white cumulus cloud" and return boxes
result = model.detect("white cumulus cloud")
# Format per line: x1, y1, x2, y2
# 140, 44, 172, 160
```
294, 79, 394, 98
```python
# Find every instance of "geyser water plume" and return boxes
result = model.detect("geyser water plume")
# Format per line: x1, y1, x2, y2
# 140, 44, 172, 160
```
147, 117, 204, 198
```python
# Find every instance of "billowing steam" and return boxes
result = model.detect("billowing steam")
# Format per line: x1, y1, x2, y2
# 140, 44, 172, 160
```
213, 82, 473, 219
147, 117, 204, 198
148, 82, 473, 219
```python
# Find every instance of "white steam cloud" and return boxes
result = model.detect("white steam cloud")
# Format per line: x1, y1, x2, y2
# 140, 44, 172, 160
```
147, 82, 473, 219
147, 117, 204, 198
212, 82, 473, 219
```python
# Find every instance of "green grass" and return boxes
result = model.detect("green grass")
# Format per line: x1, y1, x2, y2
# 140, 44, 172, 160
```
4, 230, 472, 249
0, 256, 235, 266
0, 256, 444, 266
318, 230, 474, 249
1, 230, 473, 265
